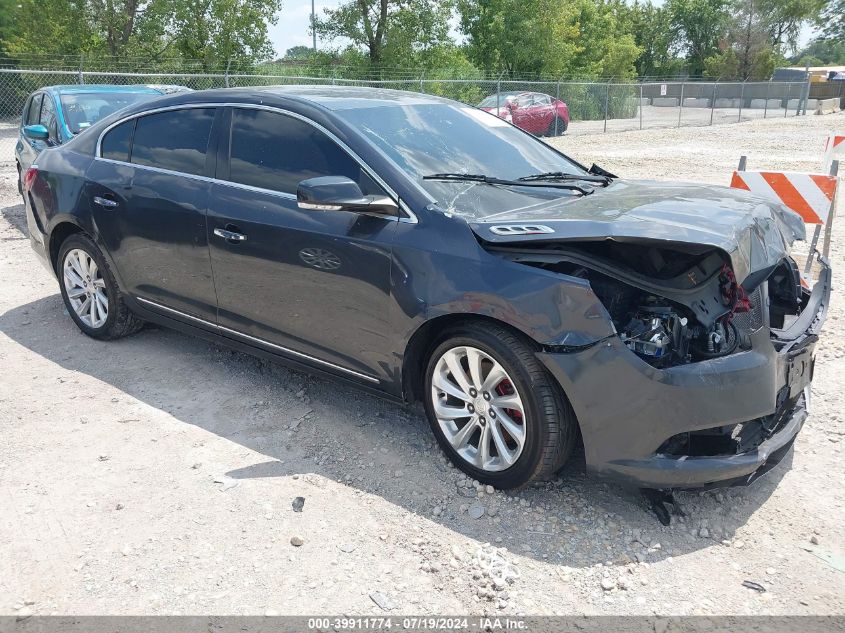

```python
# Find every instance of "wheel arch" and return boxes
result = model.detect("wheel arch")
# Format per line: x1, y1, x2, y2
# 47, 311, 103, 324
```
401, 313, 543, 404
48, 221, 86, 274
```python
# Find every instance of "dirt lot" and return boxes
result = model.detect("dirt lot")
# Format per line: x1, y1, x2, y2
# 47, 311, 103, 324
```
1, 113, 844, 617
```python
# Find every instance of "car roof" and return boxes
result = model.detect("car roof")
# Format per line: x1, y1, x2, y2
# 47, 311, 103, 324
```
137, 85, 459, 111
42, 85, 165, 96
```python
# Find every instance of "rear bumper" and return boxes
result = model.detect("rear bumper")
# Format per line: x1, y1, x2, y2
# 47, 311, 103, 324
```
539, 258, 830, 489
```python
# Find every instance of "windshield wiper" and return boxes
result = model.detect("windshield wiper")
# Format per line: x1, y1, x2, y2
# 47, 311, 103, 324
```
517, 171, 611, 185
422, 173, 593, 195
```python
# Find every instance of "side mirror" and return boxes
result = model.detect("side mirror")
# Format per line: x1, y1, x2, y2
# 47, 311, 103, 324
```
297, 176, 398, 216
23, 124, 49, 141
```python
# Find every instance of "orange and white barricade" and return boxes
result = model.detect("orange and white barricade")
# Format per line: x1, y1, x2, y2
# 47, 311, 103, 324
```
823, 133, 845, 172
730, 155, 839, 273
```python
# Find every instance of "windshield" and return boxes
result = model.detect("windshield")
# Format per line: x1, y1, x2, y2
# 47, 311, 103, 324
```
336, 103, 587, 218
60, 92, 157, 134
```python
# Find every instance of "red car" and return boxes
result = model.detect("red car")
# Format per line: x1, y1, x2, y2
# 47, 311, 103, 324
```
478, 91, 570, 136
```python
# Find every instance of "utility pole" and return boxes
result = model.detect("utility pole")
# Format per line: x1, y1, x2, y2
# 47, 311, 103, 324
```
312, 0, 317, 51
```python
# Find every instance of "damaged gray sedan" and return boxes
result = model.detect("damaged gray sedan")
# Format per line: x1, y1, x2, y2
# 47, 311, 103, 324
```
25, 87, 830, 496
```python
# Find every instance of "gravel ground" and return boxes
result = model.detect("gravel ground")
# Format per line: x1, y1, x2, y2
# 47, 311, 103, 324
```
1, 112, 844, 617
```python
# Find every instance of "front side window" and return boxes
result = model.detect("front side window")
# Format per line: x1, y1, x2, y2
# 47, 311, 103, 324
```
478, 93, 518, 108
38, 95, 59, 143
515, 94, 533, 108
25, 94, 42, 125
101, 119, 135, 162
227, 108, 379, 196
131, 108, 215, 177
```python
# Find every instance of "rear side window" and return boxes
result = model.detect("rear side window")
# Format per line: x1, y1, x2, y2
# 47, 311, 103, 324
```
101, 119, 135, 162
227, 108, 377, 195
131, 108, 215, 177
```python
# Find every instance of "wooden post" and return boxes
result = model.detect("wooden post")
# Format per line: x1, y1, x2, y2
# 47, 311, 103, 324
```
822, 159, 840, 260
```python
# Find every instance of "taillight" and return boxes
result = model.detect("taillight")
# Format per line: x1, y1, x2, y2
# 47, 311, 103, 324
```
23, 166, 38, 192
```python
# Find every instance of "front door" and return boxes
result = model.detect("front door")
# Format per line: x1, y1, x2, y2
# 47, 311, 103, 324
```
17, 93, 60, 171
86, 107, 219, 322
206, 107, 397, 384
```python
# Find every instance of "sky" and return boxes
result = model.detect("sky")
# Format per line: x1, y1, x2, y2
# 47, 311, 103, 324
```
268, 1, 343, 55
267, 0, 817, 60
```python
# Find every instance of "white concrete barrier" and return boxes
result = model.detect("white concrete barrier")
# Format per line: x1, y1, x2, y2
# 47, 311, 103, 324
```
714, 98, 741, 108
652, 97, 679, 107
683, 97, 710, 108
816, 98, 841, 115
785, 98, 819, 111
749, 99, 782, 109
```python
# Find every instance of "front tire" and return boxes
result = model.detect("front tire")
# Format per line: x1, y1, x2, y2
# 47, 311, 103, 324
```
547, 116, 567, 136
58, 233, 143, 340
423, 322, 576, 489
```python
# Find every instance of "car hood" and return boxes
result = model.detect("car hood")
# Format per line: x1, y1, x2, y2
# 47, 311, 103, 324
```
468, 179, 807, 284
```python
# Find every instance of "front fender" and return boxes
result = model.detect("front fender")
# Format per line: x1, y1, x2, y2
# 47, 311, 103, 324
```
390, 210, 615, 351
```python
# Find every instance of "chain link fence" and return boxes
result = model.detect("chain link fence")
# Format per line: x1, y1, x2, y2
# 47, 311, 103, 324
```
2, 65, 832, 166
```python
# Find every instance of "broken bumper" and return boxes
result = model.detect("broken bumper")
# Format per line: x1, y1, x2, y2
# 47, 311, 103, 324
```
539, 258, 831, 489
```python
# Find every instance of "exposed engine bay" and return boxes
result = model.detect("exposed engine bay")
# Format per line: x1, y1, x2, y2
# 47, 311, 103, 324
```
489, 240, 807, 367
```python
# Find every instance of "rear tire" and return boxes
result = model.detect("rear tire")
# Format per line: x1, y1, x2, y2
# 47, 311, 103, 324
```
57, 233, 144, 340
423, 322, 576, 489
17, 163, 23, 197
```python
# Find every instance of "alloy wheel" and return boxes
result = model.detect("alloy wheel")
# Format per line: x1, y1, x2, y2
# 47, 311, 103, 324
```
63, 248, 108, 328
430, 345, 527, 472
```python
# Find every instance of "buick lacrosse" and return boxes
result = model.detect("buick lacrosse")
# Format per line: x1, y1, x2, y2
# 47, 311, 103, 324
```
22, 87, 830, 490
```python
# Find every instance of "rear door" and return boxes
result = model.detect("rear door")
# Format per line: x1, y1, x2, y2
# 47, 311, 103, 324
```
86, 106, 220, 322
206, 106, 397, 384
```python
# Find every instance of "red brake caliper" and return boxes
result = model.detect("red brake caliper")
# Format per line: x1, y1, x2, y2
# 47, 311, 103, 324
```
495, 379, 522, 423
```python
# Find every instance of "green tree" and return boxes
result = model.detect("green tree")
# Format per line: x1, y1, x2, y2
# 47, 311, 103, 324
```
459, 0, 640, 78
701, 0, 817, 80
818, 0, 844, 41
5, 0, 281, 67
4, 0, 94, 57
794, 37, 845, 64
284, 45, 314, 59
667, 0, 730, 76
627, 1, 684, 77
314, 0, 454, 68
762, 0, 826, 49
160, 0, 283, 69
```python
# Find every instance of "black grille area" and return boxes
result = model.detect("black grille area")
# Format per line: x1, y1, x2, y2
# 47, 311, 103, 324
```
657, 387, 799, 458
732, 286, 764, 333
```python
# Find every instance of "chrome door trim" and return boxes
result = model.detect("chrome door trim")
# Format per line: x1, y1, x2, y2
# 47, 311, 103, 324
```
136, 296, 217, 328
216, 325, 379, 383
94, 101, 418, 223
135, 296, 379, 384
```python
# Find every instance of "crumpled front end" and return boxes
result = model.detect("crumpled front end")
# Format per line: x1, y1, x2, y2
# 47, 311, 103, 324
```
537, 255, 830, 489
473, 179, 830, 488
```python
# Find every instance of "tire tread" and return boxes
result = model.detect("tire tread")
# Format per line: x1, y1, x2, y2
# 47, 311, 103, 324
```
58, 233, 144, 340
425, 321, 577, 488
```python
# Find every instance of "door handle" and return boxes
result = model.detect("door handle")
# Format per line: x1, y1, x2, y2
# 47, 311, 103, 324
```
93, 196, 119, 209
213, 227, 247, 243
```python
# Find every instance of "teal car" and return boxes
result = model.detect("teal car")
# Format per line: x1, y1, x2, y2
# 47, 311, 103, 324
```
15, 84, 186, 194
